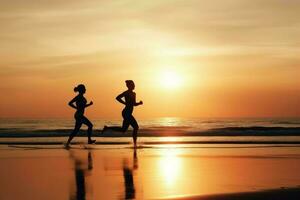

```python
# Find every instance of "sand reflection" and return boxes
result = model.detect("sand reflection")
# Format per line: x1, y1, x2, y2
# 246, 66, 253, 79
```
159, 149, 182, 187
1, 147, 297, 200
123, 149, 138, 199
66, 147, 300, 199
69, 150, 93, 200
68, 148, 140, 200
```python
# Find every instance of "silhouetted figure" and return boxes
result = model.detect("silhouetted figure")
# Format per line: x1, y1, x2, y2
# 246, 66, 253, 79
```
66, 84, 96, 148
133, 148, 138, 171
74, 164, 86, 200
69, 150, 93, 200
88, 151, 93, 170
123, 149, 138, 199
102, 80, 143, 148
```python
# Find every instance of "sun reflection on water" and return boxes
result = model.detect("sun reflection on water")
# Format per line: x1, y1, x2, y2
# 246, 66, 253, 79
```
159, 149, 182, 187
158, 117, 182, 127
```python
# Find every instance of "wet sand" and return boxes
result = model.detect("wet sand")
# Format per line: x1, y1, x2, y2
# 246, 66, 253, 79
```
168, 187, 300, 200
0, 144, 300, 199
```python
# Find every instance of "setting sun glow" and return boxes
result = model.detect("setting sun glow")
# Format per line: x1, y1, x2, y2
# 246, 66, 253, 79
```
1, 1, 300, 119
160, 70, 183, 89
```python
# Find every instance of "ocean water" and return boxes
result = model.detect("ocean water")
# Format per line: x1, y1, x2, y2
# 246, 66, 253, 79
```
0, 117, 300, 138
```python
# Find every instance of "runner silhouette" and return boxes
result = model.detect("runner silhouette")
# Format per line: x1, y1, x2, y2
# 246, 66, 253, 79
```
102, 80, 143, 148
66, 84, 96, 147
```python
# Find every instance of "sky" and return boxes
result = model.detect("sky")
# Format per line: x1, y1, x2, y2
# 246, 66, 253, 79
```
0, 0, 300, 119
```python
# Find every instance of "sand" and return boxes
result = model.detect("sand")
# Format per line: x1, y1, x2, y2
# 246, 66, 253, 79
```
0, 144, 300, 200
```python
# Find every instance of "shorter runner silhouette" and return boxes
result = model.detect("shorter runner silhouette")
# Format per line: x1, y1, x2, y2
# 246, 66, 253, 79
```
66, 84, 96, 148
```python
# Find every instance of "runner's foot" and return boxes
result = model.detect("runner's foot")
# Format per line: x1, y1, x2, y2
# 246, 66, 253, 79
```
64, 143, 70, 149
101, 126, 108, 134
88, 140, 96, 144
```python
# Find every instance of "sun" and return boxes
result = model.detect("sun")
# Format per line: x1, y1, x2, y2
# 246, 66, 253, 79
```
160, 70, 183, 89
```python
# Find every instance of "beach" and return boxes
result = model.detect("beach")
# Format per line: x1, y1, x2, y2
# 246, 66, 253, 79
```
2, 0, 300, 199
1, 118, 300, 199
0, 141, 300, 200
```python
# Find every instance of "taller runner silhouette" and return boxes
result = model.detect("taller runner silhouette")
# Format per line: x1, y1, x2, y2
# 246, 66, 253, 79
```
102, 80, 143, 148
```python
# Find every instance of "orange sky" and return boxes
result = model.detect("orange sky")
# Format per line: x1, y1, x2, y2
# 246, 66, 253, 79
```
0, 0, 300, 119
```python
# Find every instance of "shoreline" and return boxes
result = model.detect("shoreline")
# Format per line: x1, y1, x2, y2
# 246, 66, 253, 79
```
1, 126, 300, 137
1, 140, 300, 145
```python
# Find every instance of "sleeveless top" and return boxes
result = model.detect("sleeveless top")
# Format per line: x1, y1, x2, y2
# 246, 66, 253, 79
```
122, 91, 136, 115
75, 94, 87, 115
